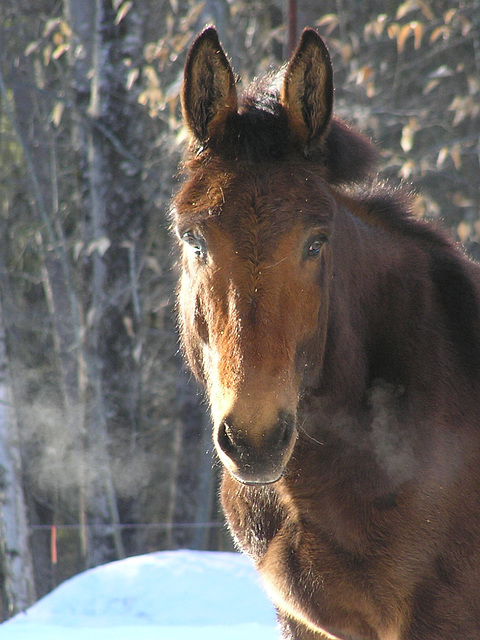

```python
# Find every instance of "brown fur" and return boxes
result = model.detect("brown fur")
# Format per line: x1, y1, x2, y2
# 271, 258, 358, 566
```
173, 26, 480, 640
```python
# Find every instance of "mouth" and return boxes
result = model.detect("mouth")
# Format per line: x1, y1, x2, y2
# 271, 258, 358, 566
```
228, 467, 285, 486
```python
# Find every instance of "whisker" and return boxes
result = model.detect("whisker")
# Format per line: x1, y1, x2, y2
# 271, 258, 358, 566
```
264, 256, 288, 270
297, 420, 324, 447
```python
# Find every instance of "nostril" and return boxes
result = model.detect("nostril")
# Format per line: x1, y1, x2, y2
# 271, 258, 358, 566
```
275, 411, 296, 448
217, 419, 240, 459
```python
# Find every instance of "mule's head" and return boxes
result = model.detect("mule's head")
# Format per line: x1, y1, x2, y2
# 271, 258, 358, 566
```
173, 27, 376, 485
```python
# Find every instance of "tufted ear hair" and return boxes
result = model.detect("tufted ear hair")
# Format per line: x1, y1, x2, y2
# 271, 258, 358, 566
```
182, 27, 238, 146
281, 28, 333, 148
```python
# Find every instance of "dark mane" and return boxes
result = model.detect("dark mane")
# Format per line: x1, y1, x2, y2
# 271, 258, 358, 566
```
223, 84, 290, 161
206, 73, 289, 162
240, 71, 284, 114
340, 185, 453, 250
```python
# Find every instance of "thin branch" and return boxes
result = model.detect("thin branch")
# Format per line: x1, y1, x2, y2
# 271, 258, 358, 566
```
86, 112, 143, 171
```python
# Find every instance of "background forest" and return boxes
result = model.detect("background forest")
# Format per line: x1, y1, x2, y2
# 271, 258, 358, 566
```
0, 0, 478, 621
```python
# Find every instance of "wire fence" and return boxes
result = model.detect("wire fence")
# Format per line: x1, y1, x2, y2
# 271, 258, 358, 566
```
29, 521, 230, 592
29, 522, 224, 531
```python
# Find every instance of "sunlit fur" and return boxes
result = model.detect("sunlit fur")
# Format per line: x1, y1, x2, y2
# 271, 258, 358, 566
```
173, 27, 480, 640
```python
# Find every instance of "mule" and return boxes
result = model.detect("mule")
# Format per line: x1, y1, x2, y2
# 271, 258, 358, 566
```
172, 26, 480, 640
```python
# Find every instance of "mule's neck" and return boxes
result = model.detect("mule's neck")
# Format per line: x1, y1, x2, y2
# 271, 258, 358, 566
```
317, 202, 439, 412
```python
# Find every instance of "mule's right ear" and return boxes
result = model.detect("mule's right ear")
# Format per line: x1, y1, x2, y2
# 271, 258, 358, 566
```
182, 27, 238, 146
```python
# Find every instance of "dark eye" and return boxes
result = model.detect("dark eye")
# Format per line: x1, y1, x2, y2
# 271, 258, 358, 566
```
304, 235, 327, 259
182, 231, 207, 261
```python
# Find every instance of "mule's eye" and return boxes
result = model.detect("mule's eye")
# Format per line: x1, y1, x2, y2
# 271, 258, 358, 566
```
182, 231, 207, 261
304, 235, 327, 259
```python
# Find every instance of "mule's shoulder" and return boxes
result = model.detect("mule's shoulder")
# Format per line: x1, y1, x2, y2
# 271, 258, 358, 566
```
429, 246, 480, 381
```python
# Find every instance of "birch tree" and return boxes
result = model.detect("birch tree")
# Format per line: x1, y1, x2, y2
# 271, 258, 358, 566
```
0, 300, 36, 617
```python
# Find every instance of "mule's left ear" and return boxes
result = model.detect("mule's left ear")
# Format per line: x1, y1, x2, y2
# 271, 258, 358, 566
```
281, 29, 333, 147
182, 27, 238, 146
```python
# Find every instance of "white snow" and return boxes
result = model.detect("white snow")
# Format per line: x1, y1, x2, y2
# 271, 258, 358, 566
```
0, 549, 279, 640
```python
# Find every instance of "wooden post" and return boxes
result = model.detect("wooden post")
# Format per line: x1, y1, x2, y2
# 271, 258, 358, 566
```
287, 0, 298, 54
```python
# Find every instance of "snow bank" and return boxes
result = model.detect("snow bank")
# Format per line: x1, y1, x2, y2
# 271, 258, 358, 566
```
0, 550, 279, 640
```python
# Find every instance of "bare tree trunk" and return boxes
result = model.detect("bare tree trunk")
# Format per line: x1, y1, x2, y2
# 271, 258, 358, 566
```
0, 300, 36, 619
